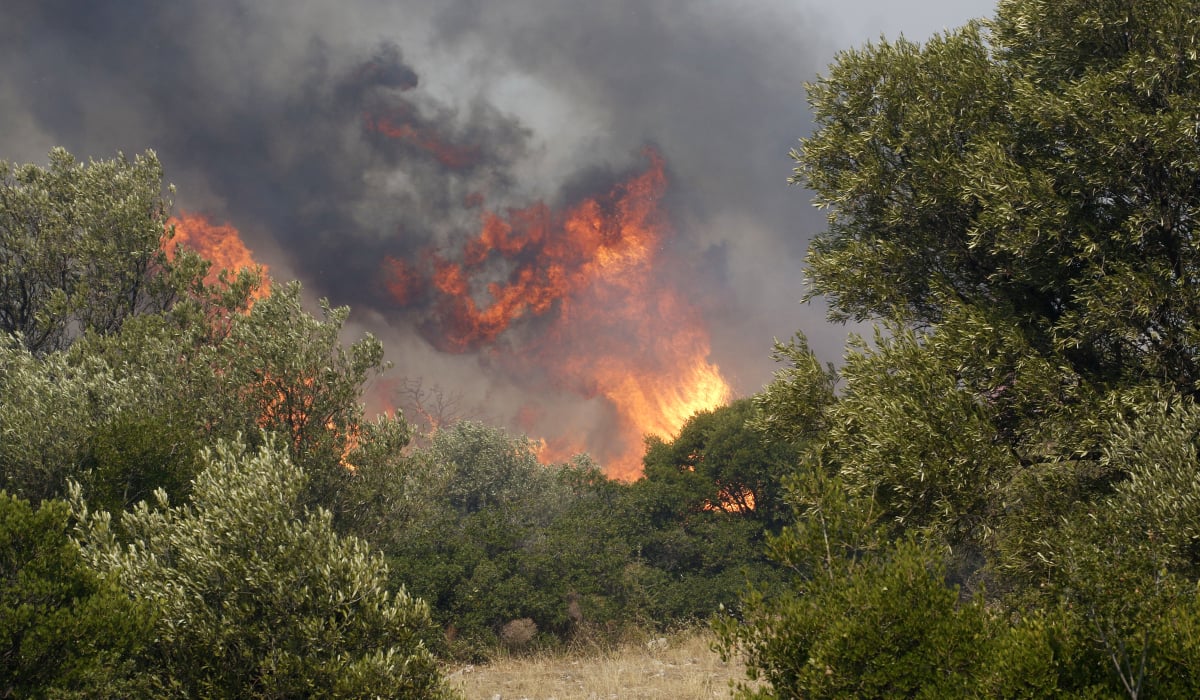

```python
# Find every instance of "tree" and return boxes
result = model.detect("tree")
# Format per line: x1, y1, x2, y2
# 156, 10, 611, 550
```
715, 470, 989, 699
0, 333, 190, 507
202, 282, 386, 509
749, 333, 838, 448
1, 492, 151, 697
624, 400, 803, 623
1034, 394, 1200, 697
791, 0, 1200, 585
798, 0, 1200, 393
0, 146, 437, 690
72, 437, 450, 698
0, 149, 182, 355
0, 277, 384, 513
345, 420, 631, 657
723, 0, 1200, 695
641, 398, 800, 530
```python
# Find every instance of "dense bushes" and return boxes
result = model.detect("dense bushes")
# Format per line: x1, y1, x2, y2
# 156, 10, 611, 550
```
1, 148, 795, 692
72, 438, 449, 698
342, 417, 784, 659
716, 0, 1200, 695
1, 493, 151, 697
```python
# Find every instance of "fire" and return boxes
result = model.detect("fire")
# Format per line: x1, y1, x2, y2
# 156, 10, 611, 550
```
708, 486, 757, 515
364, 109, 479, 169
166, 212, 270, 299
381, 149, 732, 479
251, 374, 361, 471
166, 214, 358, 469
381, 256, 419, 305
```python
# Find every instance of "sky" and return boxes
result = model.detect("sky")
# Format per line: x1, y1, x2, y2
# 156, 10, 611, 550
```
1, 0, 997, 472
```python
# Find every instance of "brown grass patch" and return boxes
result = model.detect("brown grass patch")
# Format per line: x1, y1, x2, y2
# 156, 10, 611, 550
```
446, 627, 757, 699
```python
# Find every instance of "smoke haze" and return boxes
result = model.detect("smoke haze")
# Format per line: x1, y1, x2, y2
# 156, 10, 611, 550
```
0, 0, 996, 473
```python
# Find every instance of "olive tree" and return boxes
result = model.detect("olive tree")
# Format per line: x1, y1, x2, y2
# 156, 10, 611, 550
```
0, 149, 182, 354
72, 437, 450, 698
721, 0, 1200, 695
1, 492, 151, 698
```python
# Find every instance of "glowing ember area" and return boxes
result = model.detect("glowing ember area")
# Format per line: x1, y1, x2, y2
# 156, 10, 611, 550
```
381, 150, 733, 479
710, 486, 757, 515
252, 375, 360, 472
166, 212, 270, 298
364, 109, 479, 169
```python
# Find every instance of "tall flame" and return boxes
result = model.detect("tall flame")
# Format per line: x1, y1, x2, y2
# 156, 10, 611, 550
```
167, 211, 270, 299
164, 217, 362, 470
381, 150, 732, 479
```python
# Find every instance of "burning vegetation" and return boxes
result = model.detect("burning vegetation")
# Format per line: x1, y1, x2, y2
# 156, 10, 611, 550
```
153, 45, 736, 480
378, 149, 732, 479
166, 212, 270, 300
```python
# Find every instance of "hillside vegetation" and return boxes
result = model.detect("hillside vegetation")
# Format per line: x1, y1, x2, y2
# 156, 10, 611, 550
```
0, 152, 794, 694
5, 0, 1200, 696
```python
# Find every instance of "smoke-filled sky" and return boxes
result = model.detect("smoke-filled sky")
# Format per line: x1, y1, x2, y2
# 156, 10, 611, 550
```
1, 0, 996, 473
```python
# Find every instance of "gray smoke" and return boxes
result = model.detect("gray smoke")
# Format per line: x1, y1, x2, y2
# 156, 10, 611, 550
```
0, 0, 995, 465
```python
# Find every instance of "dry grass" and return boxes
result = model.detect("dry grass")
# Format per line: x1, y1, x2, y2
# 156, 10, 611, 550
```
446, 628, 758, 700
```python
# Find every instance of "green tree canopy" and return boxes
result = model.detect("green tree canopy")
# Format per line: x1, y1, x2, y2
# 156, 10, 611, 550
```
72, 437, 449, 699
344, 420, 630, 656
641, 398, 801, 530
1, 492, 151, 698
722, 0, 1200, 696
799, 0, 1200, 392
0, 149, 184, 355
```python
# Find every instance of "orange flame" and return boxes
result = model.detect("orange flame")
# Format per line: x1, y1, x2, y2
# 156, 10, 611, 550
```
252, 375, 361, 471
364, 109, 479, 169
382, 150, 732, 479
167, 212, 270, 299
707, 486, 757, 514
381, 256, 419, 305
165, 214, 360, 469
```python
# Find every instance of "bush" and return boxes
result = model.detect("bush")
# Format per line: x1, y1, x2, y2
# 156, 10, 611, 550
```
1, 492, 151, 697
73, 436, 451, 698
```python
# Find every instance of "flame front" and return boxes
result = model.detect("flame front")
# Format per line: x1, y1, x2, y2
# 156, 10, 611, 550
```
381, 150, 732, 479
167, 212, 270, 299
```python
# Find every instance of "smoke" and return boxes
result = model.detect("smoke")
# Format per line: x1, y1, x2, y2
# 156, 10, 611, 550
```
1, 0, 857, 468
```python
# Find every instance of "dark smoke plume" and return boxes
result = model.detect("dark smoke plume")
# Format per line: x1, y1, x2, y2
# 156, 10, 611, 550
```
1, 0, 861, 466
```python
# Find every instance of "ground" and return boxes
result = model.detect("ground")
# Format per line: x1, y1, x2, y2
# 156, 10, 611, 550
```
447, 628, 757, 700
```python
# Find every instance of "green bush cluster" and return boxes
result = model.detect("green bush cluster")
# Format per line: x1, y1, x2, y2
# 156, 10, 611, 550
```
341, 410, 797, 660
0, 147, 798, 692
0, 151, 449, 696
717, 0, 1200, 696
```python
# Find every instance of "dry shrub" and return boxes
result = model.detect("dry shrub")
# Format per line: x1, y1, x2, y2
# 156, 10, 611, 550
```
499, 618, 538, 651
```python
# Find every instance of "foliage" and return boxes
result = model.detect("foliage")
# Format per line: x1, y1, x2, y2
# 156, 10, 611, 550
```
1037, 395, 1200, 697
0, 149, 186, 355
749, 333, 838, 447
202, 282, 386, 509
0, 337, 125, 504
797, 0, 1200, 393
722, 0, 1200, 696
826, 324, 1014, 542
345, 420, 633, 657
72, 436, 450, 699
641, 398, 799, 530
341, 413, 802, 660
716, 472, 988, 699
629, 400, 800, 623
0, 277, 381, 516
1, 492, 151, 698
